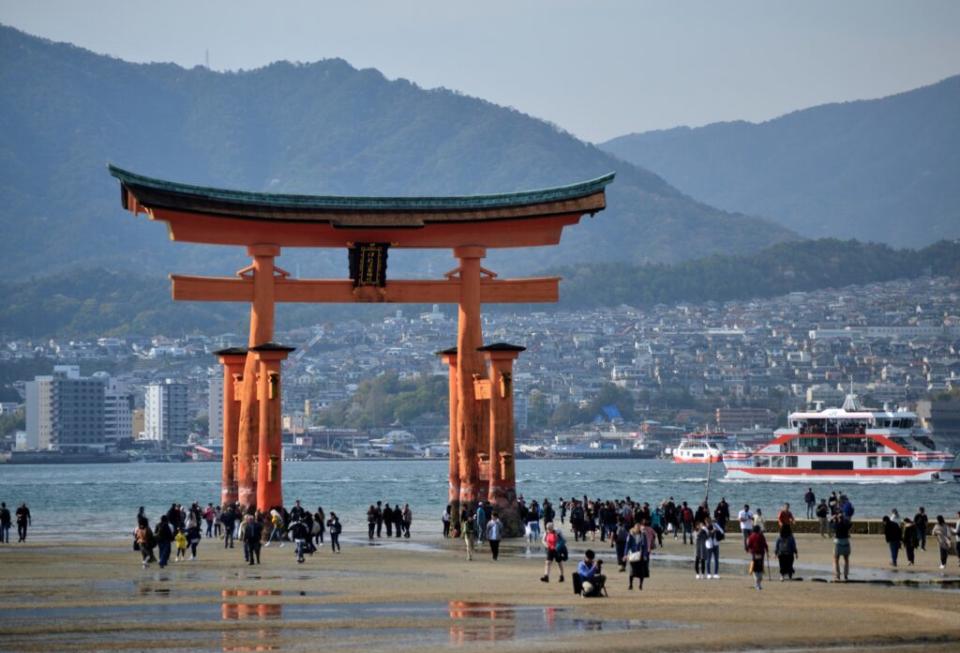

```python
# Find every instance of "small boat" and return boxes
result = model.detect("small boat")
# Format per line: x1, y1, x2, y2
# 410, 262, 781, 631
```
672, 437, 723, 464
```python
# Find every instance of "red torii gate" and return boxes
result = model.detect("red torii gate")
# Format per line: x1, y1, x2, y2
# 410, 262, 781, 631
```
110, 165, 613, 530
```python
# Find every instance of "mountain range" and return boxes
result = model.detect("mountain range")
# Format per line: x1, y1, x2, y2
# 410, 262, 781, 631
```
0, 25, 795, 281
600, 75, 960, 246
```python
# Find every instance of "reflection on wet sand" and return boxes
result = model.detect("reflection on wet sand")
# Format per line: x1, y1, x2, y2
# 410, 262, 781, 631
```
221, 589, 283, 652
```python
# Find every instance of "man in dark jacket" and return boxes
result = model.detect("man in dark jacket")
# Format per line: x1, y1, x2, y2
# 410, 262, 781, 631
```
15, 503, 31, 542
0, 502, 12, 543
883, 515, 902, 567
154, 515, 174, 567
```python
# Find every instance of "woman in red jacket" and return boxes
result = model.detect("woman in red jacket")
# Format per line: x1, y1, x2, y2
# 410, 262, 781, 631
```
746, 525, 769, 590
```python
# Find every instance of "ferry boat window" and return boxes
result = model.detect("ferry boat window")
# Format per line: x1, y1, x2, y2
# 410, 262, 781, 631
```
865, 439, 880, 453
913, 436, 936, 450
771, 456, 784, 467
867, 456, 878, 468
896, 457, 912, 468
754, 456, 769, 467
839, 437, 868, 452
881, 456, 894, 468
786, 456, 798, 468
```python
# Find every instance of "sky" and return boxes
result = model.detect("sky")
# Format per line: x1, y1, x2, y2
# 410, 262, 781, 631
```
1, 1, 958, 143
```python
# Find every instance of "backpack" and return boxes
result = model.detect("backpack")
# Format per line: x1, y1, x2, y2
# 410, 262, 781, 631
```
555, 532, 569, 561
714, 528, 725, 542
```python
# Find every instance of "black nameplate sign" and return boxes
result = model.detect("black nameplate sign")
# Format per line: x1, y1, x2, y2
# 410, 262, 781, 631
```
348, 242, 389, 287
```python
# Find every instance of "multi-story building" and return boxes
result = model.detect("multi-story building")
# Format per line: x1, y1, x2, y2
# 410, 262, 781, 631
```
208, 371, 223, 442
103, 378, 134, 446
25, 366, 106, 452
144, 379, 189, 443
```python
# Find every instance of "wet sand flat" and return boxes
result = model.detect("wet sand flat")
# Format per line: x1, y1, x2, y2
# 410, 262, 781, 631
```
1, 532, 958, 652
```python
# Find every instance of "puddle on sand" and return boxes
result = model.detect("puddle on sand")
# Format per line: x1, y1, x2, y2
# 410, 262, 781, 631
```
1, 599, 689, 651
808, 577, 960, 591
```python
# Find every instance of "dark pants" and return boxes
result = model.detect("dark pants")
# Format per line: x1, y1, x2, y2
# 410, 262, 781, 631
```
695, 556, 706, 575
905, 543, 915, 564
0, 524, 9, 543
205, 520, 213, 538
17, 523, 27, 542
572, 572, 606, 596
489, 539, 500, 560
806, 503, 815, 519
157, 541, 171, 567
939, 547, 950, 566
330, 533, 340, 552
190, 540, 199, 557
376, 519, 382, 537
443, 521, 450, 538
386, 522, 392, 537
682, 524, 693, 544
395, 522, 402, 538
224, 529, 234, 548
315, 530, 324, 545
245, 541, 260, 564
888, 541, 900, 566
919, 529, 927, 550
778, 553, 795, 577
368, 522, 375, 539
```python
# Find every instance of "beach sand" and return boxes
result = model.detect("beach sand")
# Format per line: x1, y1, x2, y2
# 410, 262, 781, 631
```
1, 530, 958, 652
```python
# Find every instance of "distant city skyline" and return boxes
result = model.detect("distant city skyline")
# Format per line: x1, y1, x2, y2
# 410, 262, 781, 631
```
1, 1, 958, 142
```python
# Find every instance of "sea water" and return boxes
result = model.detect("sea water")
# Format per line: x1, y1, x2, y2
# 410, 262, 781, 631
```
0, 459, 957, 540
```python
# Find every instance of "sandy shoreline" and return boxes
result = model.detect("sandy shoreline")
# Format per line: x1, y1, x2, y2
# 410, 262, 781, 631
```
1, 531, 958, 652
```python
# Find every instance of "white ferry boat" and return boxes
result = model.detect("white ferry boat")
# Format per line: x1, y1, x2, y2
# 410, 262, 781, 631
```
672, 436, 724, 464
723, 395, 960, 482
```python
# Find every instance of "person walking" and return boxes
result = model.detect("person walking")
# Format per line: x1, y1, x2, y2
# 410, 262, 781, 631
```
614, 518, 629, 572
485, 511, 503, 560
221, 506, 236, 549
0, 502, 11, 543
832, 514, 852, 581
883, 515, 902, 567
738, 504, 754, 550
775, 524, 798, 580
135, 518, 155, 568
816, 500, 830, 538
155, 515, 174, 568
15, 503, 31, 542
461, 509, 476, 561
402, 503, 412, 538
314, 506, 326, 546
203, 503, 216, 538
705, 519, 723, 579
475, 502, 487, 543
746, 525, 769, 590
367, 505, 377, 540
914, 507, 929, 551
694, 521, 709, 579
804, 488, 816, 520
327, 512, 342, 553
290, 517, 310, 563
931, 515, 956, 570
901, 517, 919, 566
383, 504, 394, 538
241, 514, 262, 565
625, 523, 650, 590
442, 505, 451, 538
174, 528, 188, 562
540, 522, 565, 583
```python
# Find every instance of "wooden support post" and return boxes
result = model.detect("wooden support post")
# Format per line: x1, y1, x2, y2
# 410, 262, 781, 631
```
438, 348, 461, 531
253, 344, 293, 511
237, 244, 280, 511
479, 343, 525, 536
215, 348, 247, 506
454, 246, 485, 511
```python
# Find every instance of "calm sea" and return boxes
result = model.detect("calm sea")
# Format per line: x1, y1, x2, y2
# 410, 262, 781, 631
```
1, 459, 957, 540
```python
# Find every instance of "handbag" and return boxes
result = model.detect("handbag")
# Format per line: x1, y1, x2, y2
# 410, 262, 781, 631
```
627, 550, 643, 562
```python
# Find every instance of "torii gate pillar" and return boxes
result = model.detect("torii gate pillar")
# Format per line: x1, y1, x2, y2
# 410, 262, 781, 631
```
479, 343, 524, 535
215, 347, 247, 506
454, 246, 485, 511
438, 348, 461, 527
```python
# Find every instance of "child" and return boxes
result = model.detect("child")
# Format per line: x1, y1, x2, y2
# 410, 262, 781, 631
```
174, 528, 188, 562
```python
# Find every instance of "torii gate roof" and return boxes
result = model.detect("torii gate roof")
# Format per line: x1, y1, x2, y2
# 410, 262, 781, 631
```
109, 165, 614, 248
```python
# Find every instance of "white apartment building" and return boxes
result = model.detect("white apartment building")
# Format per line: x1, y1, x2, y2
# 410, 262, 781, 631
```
144, 379, 189, 443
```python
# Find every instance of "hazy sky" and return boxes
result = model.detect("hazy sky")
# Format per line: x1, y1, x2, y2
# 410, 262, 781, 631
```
2, 1, 958, 142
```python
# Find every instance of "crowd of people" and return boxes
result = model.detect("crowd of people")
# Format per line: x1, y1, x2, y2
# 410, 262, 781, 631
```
132, 499, 343, 568
439, 489, 959, 597
4, 486, 957, 595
